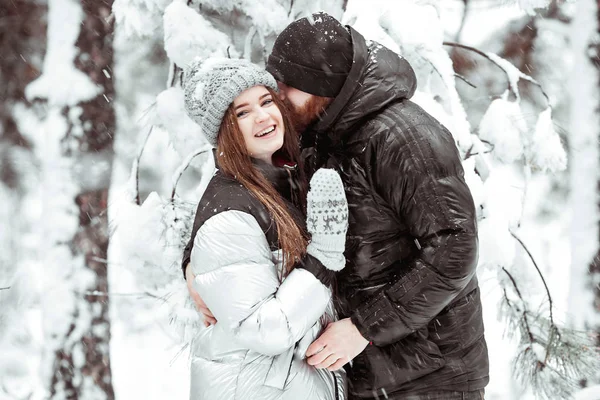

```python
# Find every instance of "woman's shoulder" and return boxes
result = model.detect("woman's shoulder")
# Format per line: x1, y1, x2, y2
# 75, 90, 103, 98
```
193, 170, 276, 244
198, 170, 260, 214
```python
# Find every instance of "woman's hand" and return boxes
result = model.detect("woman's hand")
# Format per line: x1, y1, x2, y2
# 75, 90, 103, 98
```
185, 263, 217, 326
305, 168, 348, 271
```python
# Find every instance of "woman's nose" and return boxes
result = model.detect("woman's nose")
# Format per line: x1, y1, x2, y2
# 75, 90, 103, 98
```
255, 107, 269, 122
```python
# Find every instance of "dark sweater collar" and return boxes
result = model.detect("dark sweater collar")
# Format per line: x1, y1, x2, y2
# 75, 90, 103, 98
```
252, 158, 299, 203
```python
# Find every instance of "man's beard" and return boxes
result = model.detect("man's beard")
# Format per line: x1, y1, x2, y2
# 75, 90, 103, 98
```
283, 96, 332, 134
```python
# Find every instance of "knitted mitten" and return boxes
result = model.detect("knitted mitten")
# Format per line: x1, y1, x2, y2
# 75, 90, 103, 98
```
306, 169, 348, 271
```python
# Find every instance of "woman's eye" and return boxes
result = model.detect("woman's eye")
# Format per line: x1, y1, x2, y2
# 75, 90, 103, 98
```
236, 110, 248, 118
262, 99, 273, 107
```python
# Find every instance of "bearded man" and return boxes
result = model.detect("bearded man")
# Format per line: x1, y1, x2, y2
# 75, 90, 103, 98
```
184, 11, 489, 400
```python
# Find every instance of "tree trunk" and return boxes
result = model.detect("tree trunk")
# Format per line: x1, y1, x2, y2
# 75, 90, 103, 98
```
0, 0, 45, 160
589, 0, 600, 349
0, 0, 45, 295
567, 0, 600, 358
26, 0, 116, 397
0, 1, 46, 397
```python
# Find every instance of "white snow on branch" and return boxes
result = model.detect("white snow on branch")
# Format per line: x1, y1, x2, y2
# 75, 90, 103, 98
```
518, 0, 552, 16
483, 167, 525, 229
345, 1, 472, 151
416, 48, 473, 150
156, 87, 210, 158
528, 107, 567, 172
236, 0, 289, 35
486, 52, 543, 104
477, 167, 524, 271
112, 0, 171, 38
342, 2, 399, 55
196, 0, 289, 35
163, 2, 234, 67
112, 191, 167, 265
110, 189, 197, 297
462, 158, 485, 210
478, 97, 528, 164
478, 215, 516, 271
25, 0, 101, 106
378, 1, 443, 51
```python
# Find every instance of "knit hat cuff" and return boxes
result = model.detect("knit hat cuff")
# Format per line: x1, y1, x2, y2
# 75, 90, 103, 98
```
267, 54, 347, 98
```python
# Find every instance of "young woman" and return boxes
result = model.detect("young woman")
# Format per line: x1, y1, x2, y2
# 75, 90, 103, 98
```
180, 58, 348, 400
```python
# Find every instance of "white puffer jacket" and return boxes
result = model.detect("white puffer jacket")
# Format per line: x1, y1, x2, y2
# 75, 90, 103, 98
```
185, 167, 345, 400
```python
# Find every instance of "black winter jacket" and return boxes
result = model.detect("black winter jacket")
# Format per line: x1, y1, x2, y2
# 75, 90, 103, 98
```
303, 27, 489, 398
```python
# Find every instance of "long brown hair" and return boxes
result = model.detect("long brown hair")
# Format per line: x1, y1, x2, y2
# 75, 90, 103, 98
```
216, 87, 308, 276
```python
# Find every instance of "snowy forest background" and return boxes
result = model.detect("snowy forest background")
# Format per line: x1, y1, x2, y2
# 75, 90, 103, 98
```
1, 0, 600, 399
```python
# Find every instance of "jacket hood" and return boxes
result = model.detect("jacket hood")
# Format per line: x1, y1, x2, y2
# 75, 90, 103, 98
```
314, 27, 417, 144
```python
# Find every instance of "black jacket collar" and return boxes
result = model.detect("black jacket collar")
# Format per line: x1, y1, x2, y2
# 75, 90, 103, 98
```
253, 158, 301, 207
313, 27, 417, 147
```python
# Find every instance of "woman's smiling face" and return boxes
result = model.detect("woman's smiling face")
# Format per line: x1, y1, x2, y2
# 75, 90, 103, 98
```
233, 86, 285, 165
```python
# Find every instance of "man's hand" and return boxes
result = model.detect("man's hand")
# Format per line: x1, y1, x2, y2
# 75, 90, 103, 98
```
306, 318, 369, 371
185, 263, 216, 327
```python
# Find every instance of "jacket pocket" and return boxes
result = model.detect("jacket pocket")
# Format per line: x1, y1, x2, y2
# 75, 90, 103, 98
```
429, 288, 484, 355
347, 327, 445, 396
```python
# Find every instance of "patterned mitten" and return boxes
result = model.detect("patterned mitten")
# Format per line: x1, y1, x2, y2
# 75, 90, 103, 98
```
306, 169, 348, 271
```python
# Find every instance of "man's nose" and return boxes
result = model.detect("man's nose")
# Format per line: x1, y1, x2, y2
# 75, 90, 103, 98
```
276, 82, 287, 100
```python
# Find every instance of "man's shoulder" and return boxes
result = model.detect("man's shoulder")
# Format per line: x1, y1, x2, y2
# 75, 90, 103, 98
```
363, 100, 433, 130
360, 100, 451, 146
351, 101, 411, 151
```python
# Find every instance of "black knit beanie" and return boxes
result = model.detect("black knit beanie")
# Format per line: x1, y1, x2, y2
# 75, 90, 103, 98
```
266, 12, 353, 98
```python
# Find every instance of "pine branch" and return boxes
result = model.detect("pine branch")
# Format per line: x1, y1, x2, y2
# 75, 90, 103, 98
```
170, 342, 191, 366
454, 73, 477, 88
443, 42, 551, 105
463, 138, 494, 160
513, 320, 600, 400
510, 230, 556, 330
170, 144, 213, 201
169, 63, 181, 88
132, 126, 154, 205
502, 267, 536, 343
519, 73, 551, 105
500, 239, 599, 399
443, 41, 513, 96
419, 51, 478, 94
82, 290, 167, 302
421, 54, 449, 90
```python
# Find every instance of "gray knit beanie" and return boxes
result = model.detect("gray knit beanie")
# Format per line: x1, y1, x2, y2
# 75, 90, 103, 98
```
183, 57, 278, 147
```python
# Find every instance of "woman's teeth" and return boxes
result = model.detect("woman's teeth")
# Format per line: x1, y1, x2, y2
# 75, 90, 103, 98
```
256, 126, 275, 137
